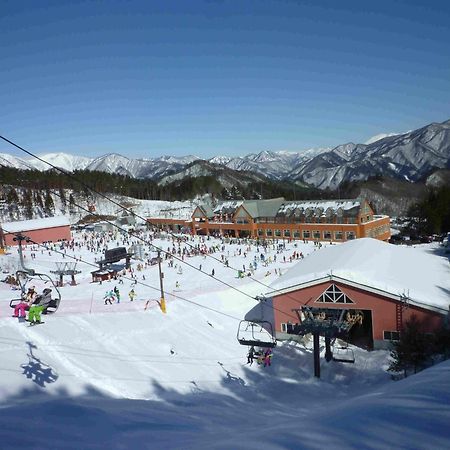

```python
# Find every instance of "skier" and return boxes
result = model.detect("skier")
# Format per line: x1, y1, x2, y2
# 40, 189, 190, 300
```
129, 289, 137, 302
247, 346, 255, 365
28, 288, 52, 324
114, 286, 121, 303
263, 348, 273, 367
13, 293, 30, 319
104, 290, 114, 305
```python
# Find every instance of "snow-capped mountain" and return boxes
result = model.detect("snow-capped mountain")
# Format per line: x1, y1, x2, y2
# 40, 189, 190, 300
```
0, 153, 36, 170
0, 119, 448, 190
364, 133, 399, 145
32, 153, 93, 172
209, 148, 330, 180
291, 119, 450, 189
158, 160, 267, 188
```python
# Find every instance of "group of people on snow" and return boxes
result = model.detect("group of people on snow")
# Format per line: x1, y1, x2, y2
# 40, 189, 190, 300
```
103, 287, 136, 305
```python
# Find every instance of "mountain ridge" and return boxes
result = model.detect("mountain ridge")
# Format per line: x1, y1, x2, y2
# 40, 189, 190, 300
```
1, 118, 449, 189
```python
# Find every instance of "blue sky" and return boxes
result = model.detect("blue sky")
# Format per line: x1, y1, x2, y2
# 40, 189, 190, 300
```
1, 0, 449, 158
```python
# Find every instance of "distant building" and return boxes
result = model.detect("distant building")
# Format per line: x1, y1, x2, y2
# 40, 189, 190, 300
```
0, 216, 71, 246
148, 197, 391, 242
258, 238, 449, 350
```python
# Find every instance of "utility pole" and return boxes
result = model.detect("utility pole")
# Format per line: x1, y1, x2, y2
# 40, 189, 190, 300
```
313, 332, 320, 378
157, 250, 166, 313
13, 233, 34, 275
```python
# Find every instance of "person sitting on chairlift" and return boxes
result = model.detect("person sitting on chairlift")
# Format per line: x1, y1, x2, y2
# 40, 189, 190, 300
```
247, 346, 255, 365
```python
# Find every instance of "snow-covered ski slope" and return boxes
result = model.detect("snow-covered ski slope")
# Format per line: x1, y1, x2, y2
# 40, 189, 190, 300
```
0, 235, 449, 449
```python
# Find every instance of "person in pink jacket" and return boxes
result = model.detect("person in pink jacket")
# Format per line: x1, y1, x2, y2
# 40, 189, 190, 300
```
263, 348, 273, 367
13, 286, 36, 318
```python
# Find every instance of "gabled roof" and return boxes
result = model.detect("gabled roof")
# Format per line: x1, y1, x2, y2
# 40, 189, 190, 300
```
266, 238, 450, 313
1, 216, 71, 233
239, 198, 285, 218
192, 204, 214, 218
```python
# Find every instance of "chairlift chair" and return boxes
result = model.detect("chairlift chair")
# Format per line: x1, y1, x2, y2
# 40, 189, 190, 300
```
332, 341, 355, 364
9, 270, 61, 314
237, 320, 277, 348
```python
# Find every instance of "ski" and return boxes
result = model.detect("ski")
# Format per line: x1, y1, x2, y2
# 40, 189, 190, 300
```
28, 321, 45, 326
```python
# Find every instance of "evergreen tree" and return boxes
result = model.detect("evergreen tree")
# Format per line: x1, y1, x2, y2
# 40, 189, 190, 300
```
44, 189, 55, 215
69, 193, 76, 213
22, 189, 34, 219
7, 187, 19, 204
407, 186, 450, 235
59, 186, 66, 206
34, 191, 44, 210
7, 188, 19, 219
388, 316, 429, 377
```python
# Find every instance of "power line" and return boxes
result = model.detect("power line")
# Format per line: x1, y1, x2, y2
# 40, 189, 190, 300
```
0, 147, 304, 321
1, 226, 243, 322
0, 134, 312, 303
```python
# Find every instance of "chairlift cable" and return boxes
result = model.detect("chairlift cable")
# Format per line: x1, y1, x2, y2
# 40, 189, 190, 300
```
1, 227, 242, 322
0, 135, 329, 311
0, 140, 303, 323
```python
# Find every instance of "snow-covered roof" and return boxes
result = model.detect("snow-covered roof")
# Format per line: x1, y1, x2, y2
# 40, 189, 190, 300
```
277, 199, 360, 216
213, 201, 243, 215
267, 238, 450, 312
1, 216, 71, 233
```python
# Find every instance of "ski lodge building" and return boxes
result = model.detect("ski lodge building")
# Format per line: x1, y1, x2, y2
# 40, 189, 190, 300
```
148, 197, 391, 242
0, 216, 71, 247
256, 238, 450, 350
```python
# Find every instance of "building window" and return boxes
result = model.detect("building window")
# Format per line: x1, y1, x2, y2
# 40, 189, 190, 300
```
274, 229, 281, 237
346, 231, 355, 240
347, 217, 356, 224
313, 230, 321, 240
316, 284, 354, 304
383, 331, 400, 341
266, 229, 273, 237
284, 229, 290, 237
293, 230, 300, 238
258, 229, 264, 237
323, 230, 332, 240
303, 230, 310, 239
367, 215, 371, 222
334, 231, 343, 240
281, 323, 287, 333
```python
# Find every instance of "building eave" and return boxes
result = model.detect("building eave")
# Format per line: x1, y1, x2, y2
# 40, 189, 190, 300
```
266, 274, 448, 316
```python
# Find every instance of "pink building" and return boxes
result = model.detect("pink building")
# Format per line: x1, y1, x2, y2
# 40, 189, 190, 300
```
1, 216, 71, 246
257, 238, 449, 350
